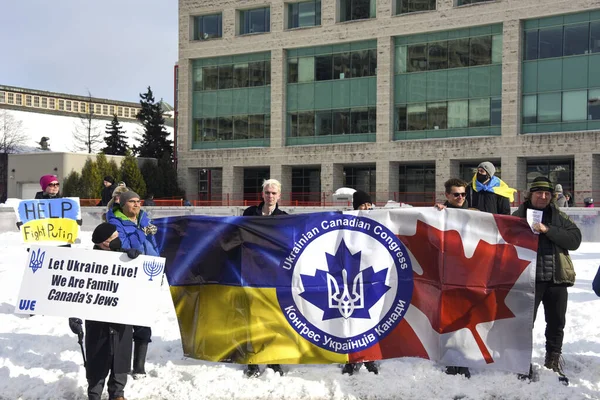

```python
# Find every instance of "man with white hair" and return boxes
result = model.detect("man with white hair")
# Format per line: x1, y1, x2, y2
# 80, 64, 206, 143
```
242, 179, 287, 377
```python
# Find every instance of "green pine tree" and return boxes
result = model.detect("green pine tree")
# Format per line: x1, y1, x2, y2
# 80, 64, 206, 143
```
62, 171, 83, 197
103, 114, 128, 155
120, 152, 146, 198
80, 158, 102, 198
108, 158, 121, 183
158, 154, 183, 197
141, 160, 163, 198
135, 86, 173, 160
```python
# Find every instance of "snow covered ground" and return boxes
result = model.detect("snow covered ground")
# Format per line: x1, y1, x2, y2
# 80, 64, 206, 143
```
0, 230, 599, 400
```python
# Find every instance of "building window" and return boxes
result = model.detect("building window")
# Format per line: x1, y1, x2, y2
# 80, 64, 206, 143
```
15, 94, 22, 105
33, 96, 40, 107
194, 13, 222, 40
344, 165, 376, 194
118, 107, 123, 117
66, 101, 72, 111
457, 0, 494, 5
198, 168, 223, 201
124, 108, 130, 118
25, 95, 32, 106
526, 159, 573, 193
292, 167, 321, 203
196, 60, 271, 91
239, 7, 270, 35
102, 105, 108, 114
109, 105, 115, 115
521, 89, 600, 125
524, 21, 600, 61
395, 0, 435, 15
339, 0, 376, 22
131, 108, 138, 117
41, 97, 47, 108
398, 164, 435, 206
244, 168, 270, 201
0, 92, 4, 103
58, 99, 65, 110
194, 114, 270, 142
49, 98, 55, 109
7, 93, 14, 104
289, 107, 376, 136
288, 49, 376, 82
288, 1, 321, 29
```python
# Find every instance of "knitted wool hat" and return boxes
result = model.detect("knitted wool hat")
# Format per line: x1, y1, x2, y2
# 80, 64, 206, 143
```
104, 176, 115, 184
477, 162, 496, 178
119, 191, 140, 205
40, 175, 58, 191
92, 223, 116, 244
554, 184, 563, 193
530, 176, 554, 193
353, 190, 372, 210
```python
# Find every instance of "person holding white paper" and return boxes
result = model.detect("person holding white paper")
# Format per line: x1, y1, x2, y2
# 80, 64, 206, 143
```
512, 176, 581, 385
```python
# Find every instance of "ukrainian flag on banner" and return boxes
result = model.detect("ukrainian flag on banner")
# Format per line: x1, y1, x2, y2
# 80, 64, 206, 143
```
155, 209, 538, 373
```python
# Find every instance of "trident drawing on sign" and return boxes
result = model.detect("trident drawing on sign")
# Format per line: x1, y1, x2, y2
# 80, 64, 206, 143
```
143, 260, 164, 281
29, 248, 45, 274
327, 269, 364, 319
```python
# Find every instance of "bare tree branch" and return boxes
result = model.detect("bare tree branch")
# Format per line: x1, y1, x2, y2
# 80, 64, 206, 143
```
71, 91, 104, 153
0, 110, 29, 154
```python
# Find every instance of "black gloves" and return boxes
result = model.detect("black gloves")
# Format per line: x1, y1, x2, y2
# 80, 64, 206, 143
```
69, 317, 83, 336
16, 221, 23, 230
126, 248, 143, 259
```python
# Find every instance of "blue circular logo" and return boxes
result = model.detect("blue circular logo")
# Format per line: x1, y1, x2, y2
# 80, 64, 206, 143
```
276, 214, 413, 353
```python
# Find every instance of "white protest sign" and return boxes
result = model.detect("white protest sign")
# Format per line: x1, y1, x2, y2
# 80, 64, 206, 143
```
15, 245, 166, 326
526, 209, 543, 235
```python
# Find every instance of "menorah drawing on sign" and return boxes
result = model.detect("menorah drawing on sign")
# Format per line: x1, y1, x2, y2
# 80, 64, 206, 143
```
143, 260, 164, 281
29, 248, 45, 274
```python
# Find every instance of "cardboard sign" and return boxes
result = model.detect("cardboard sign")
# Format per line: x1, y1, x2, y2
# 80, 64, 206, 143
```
15, 245, 166, 326
16, 198, 81, 244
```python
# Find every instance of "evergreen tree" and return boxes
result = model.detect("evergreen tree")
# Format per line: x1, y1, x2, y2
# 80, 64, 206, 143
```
62, 171, 83, 197
80, 158, 102, 198
141, 160, 163, 198
95, 153, 110, 180
120, 152, 146, 197
135, 86, 173, 160
103, 114, 128, 155
158, 154, 183, 197
107, 159, 121, 183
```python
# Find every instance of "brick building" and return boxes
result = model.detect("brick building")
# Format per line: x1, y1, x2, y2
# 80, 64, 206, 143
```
176, 0, 600, 206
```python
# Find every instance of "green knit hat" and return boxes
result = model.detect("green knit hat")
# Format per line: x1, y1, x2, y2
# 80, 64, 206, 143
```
530, 177, 554, 193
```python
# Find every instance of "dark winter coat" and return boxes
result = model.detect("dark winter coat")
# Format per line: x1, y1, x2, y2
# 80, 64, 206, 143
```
443, 200, 469, 209
99, 185, 116, 206
34, 191, 61, 199
466, 187, 510, 215
106, 206, 159, 256
84, 245, 133, 380
593, 266, 600, 297
243, 202, 288, 216
513, 202, 581, 286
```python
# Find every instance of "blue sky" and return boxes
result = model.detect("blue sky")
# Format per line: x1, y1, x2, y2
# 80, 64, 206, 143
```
0, 0, 177, 104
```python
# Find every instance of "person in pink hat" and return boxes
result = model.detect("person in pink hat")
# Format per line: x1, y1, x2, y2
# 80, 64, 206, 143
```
35, 174, 61, 199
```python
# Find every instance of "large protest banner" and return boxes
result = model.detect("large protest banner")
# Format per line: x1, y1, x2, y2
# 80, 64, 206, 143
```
16, 198, 82, 244
155, 208, 538, 374
15, 246, 166, 327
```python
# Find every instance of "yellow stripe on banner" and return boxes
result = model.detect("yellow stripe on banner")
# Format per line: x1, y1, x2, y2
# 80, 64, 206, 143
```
21, 219, 79, 243
171, 285, 349, 364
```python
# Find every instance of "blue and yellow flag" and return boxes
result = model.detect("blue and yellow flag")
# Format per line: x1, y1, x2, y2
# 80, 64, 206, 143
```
16, 198, 81, 244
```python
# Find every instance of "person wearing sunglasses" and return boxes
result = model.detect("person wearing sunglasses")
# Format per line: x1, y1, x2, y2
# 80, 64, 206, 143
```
35, 174, 61, 199
435, 179, 469, 210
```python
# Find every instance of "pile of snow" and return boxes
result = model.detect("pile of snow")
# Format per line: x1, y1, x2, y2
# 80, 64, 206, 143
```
0, 232, 599, 399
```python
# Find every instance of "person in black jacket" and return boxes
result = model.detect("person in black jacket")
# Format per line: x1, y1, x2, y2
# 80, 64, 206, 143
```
35, 174, 61, 199
435, 178, 469, 210
242, 179, 287, 378
69, 222, 142, 400
99, 176, 116, 206
465, 162, 514, 215
513, 177, 581, 385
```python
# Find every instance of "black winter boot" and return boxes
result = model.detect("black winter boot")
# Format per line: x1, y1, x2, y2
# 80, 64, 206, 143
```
267, 364, 284, 376
544, 352, 569, 386
445, 366, 471, 378
342, 363, 356, 375
364, 361, 379, 375
132, 341, 148, 379
244, 364, 260, 378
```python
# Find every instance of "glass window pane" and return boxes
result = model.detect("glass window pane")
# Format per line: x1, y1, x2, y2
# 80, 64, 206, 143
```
395, 46, 407, 74
396, 105, 407, 131
288, 3, 299, 28
564, 23, 589, 57
448, 39, 470, 69
491, 98, 501, 126
265, 61, 271, 85
352, 0, 371, 20
407, 44, 428, 72
298, 112, 315, 136
316, 55, 333, 80
351, 108, 369, 133
448, 100, 468, 128
333, 52, 351, 79
194, 16, 203, 40
368, 107, 376, 133
537, 92, 561, 122
470, 36, 492, 66
218, 116, 233, 140
202, 14, 221, 40
469, 98, 490, 127
233, 63, 249, 88
410, 0, 435, 12
218, 65, 233, 89
407, 103, 427, 130
298, 57, 315, 82
288, 58, 299, 83
351, 50, 369, 78
427, 102, 447, 130
316, 110, 333, 135
333, 109, 351, 134
249, 8, 268, 33
203, 66, 218, 90
522, 95, 537, 124
539, 27, 563, 59
234, 115, 249, 139
524, 30, 539, 60
591, 22, 600, 53
193, 68, 203, 91
250, 114, 266, 138
249, 61, 266, 86
396, 0, 409, 14
562, 90, 587, 121
289, 113, 298, 137
588, 89, 600, 120
369, 49, 377, 76
203, 117, 218, 141
428, 41, 448, 71
298, 1, 316, 27
340, 0, 352, 22
491, 34, 502, 64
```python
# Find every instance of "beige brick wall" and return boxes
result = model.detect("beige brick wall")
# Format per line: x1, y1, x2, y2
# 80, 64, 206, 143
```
178, 0, 600, 201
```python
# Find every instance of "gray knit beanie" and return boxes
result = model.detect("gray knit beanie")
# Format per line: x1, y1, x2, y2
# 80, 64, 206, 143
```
478, 161, 496, 177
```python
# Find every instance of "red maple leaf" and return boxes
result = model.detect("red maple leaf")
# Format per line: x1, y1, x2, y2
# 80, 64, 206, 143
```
397, 218, 535, 364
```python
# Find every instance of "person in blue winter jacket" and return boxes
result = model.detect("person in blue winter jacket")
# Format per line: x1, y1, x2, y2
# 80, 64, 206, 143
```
106, 190, 159, 380
593, 266, 600, 297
